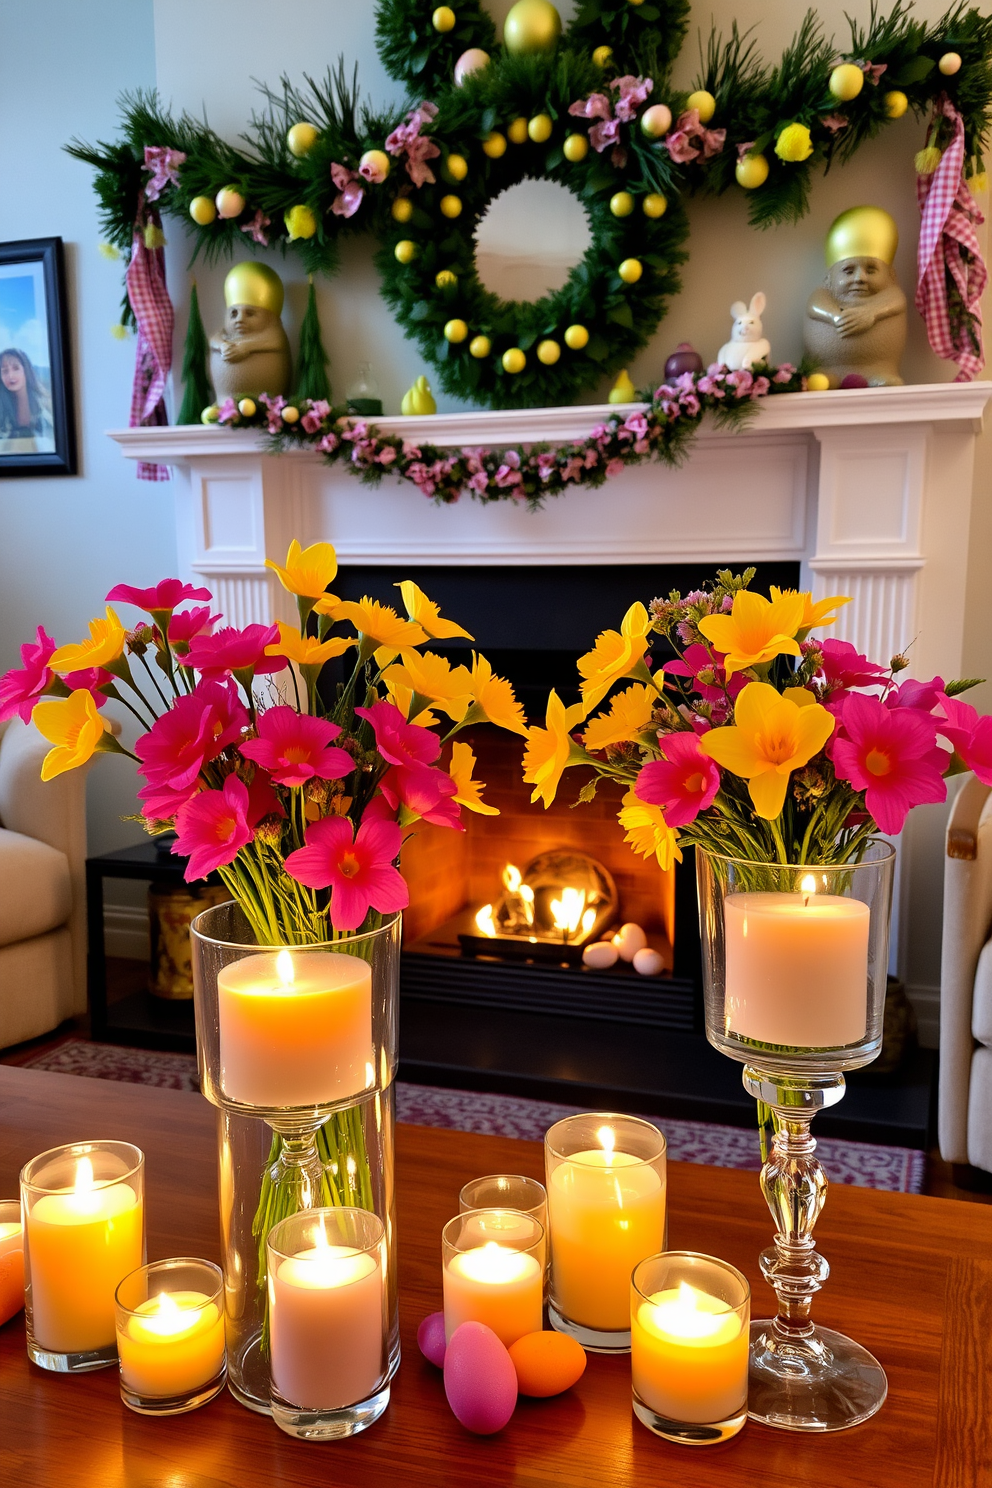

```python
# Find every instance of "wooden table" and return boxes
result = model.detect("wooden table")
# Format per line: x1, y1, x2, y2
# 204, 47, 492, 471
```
0, 1067, 988, 1488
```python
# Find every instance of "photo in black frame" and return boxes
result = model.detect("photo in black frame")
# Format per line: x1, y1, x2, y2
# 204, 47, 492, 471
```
0, 237, 76, 477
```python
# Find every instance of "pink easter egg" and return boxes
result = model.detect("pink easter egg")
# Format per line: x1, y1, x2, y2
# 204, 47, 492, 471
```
840, 373, 869, 389
444, 1322, 518, 1434
454, 48, 491, 86
418, 1310, 447, 1368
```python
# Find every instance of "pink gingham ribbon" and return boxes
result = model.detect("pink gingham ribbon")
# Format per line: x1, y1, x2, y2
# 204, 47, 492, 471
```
125, 199, 173, 480
916, 96, 987, 381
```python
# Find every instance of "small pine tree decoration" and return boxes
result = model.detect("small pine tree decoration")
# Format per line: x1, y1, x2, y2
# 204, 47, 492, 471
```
177, 283, 213, 424
295, 277, 331, 403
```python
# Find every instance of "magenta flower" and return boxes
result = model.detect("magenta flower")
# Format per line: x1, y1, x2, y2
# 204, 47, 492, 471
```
886, 675, 945, 712
184, 623, 287, 679
355, 700, 441, 769
636, 733, 721, 826
138, 776, 200, 822
330, 162, 364, 217
165, 606, 220, 653
106, 579, 212, 613
817, 639, 888, 696
284, 815, 409, 931
173, 776, 253, 882
832, 693, 947, 834
240, 210, 271, 245
590, 117, 621, 153
64, 668, 113, 708
135, 680, 249, 792
568, 93, 612, 121
666, 643, 745, 703
0, 626, 57, 723
612, 75, 653, 122
934, 693, 992, 786
240, 707, 353, 787
378, 762, 462, 829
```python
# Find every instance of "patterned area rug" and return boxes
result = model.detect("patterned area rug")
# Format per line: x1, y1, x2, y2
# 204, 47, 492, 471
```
19, 1039, 925, 1194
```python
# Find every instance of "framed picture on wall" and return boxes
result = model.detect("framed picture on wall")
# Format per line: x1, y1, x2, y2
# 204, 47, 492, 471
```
0, 237, 76, 477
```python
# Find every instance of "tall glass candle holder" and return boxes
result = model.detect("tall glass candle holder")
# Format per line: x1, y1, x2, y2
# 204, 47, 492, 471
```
21, 1140, 145, 1372
442, 1210, 544, 1347
458, 1176, 548, 1272
0, 1199, 24, 1326
697, 843, 895, 1432
545, 1113, 667, 1353
115, 1258, 226, 1414
266, 1207, 389, 1441
631, 1251, 750, 1445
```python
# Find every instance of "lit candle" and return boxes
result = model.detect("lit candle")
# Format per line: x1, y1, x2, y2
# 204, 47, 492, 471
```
443, 1241, 543, 1347
724, 877, 870, 1046
631, 1280, 749, 1425
547, 1125, 666, 1335
218, 947, 374, 1107
269, 1229, 384, 1410
0, 1208, 24, 1325
459, 1208, 547, 1270
26, 1156, 144, 1354
117, 1289, 225, 1399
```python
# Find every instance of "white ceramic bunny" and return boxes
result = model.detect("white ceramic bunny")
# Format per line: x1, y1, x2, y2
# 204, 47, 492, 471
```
717, 292, 771, 370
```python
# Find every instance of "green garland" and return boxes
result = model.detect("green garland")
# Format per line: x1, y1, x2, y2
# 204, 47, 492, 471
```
67, 1, 992, 407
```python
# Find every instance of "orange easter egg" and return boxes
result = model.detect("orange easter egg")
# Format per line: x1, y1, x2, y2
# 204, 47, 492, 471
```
508, 1331, 586, 1397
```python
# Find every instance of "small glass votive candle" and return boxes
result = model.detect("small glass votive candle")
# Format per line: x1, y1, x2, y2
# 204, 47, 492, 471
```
0, 1199, 25, 1326
267, 1207, 389, 1441
458, 1176, 548, 1271
545, 1113, 666, 1353
631, 1251, 750, 1445
115, 1258, 226, 1414
442, 1210, 544, 1348
21, 1140, 145, 1372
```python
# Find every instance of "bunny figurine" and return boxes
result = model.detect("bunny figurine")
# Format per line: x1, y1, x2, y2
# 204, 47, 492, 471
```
717, 292, 771, 370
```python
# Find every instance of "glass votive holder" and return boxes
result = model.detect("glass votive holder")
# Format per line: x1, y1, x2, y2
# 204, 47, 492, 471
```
458, 1176, 548, 1272
115, 1258, 226, 1415
442, 1209, 545, 1348
21, 1140, 145, 1372
545, 1112, 666, 1353
0, 1199, 25, 1326
631, 1251, 750, 1445
267, 1207, 389, 1441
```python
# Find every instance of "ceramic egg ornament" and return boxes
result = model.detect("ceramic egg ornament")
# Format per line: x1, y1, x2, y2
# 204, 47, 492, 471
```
215, 185, 245, 219
455, 48, 490, 85
582, 941, 619, 969
664, 342, 704, 378
504, 0, 562, 56
418, 1311, 447, 1367
829, 63, 864, 101
633, 946, 665, 976
939, 51, 962, 75
508, 1332, 587, 1397
189, 195, 217, 226
287, 122, 318, 157
641, 104, 672, 138
444, 1322, 518, 1434
613, 922, 647, 962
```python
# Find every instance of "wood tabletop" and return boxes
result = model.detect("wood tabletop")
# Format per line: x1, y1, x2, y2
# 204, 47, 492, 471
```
0, 1065, 988, 1488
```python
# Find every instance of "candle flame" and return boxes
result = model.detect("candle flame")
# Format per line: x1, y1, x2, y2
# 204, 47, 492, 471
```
502, 863, 522, 894
580, 906, 596, 937
314, 1216, 330, 1253
475, 903, 497, 938
597, 1126, 616, 1165
74, 1156, 95, 1195
551, 886, 587, 938
801, 875, 817, 895
154, 1290, 181, 1321
276, 949, 295, 987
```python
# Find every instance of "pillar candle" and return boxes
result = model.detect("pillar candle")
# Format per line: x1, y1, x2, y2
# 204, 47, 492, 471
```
0, 1217, 24, 1325
724, 887, 870, 1046
548, 1140, 665, 1332
631, 1281, 748, 1423
443, 1242, 543, 1347
117, 1290, 226, 1398
27, 1158, 144, 1353
218, 948, 374, 1107
269, 1244, 383, 1410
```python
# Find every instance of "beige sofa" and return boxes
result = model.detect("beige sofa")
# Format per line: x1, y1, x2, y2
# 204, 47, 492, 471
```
0, 718, 90, 1048
938, 773, 992, 1175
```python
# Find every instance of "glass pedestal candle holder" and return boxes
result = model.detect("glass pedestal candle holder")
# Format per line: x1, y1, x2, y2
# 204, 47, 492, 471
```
697, 843, 895, 1432
545, 1113, 667, 1352
115, 1259, 226, 1414
21, 1140, 145, 1373
442, 1210, 545, 1347
0, 1199, 25, 1326
631, 1251, 750, 1445
266, 1207, 389, 1441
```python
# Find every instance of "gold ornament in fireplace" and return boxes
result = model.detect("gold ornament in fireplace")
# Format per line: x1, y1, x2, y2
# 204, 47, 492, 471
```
475, 850, 618, 949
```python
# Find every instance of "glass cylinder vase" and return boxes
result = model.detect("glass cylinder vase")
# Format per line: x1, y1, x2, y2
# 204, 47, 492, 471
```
696, 843, 895, 1433
191, 902, 401, 1415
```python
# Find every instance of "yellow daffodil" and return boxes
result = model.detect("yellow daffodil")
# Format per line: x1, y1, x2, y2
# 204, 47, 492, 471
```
267, 621, 356, 668
618, 789, 682, 871
315, 596, 427, 664
396, 580, 473, 641
449, 741, 499, 815
522, 691, 588, 808
583, 683, 656, 751
697, 589, 805, 676
454, 653, 528, 737
770, 586, 851, 634
32, 691, 112, 780
699, 681, 835, 818
50, 607, 126, 672
383, 675, 438, 727
578, 602, 654, 709
383, 651, 472, 720
265, 540, 339, 601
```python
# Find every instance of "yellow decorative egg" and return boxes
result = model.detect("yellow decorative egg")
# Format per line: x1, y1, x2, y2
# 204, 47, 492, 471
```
189, 195, 217, 226
394, 239, 418, 263
215, 186, 245, 219
504, 0, 562, 56
359, 149, 391, 182
508, 1332, 587, 1398
939, 51, 962, 76
564, 324, 589, 350
444, 318, 469, 342
287, 122, 319, 157
806, 372, 830, 391
735, 152, 770, 189
482, 131, 507, 159
432, 5, 456, 31
284, 204, 317, 240
237, 398, 256, 417
440, 195, 463, 218
391, 197, 414, 223
608, 369, 637, 403
528, 114, 553, 144
640, 104, 672, 138
502, 347, 526, 374
469, 335, 492, 358
445, 152, 469, 181
508, 117, 529, 145
642, 193, 667, 218
592, 45, 612, 68
200, 405, 220, 424
829, 63, 864, 102
610, 191, 635, 217
618, 258, 643, 283
686, 90, 716, 124
537, 339, 561, 365
281, 406, 300, 424
436, 269, 458, 289
563, 133, 589, 162
884, 90, 909, 119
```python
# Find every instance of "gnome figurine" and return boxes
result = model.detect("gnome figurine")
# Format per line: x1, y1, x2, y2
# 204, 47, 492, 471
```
804, 207, 907, 386
210, 262, 291, 400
